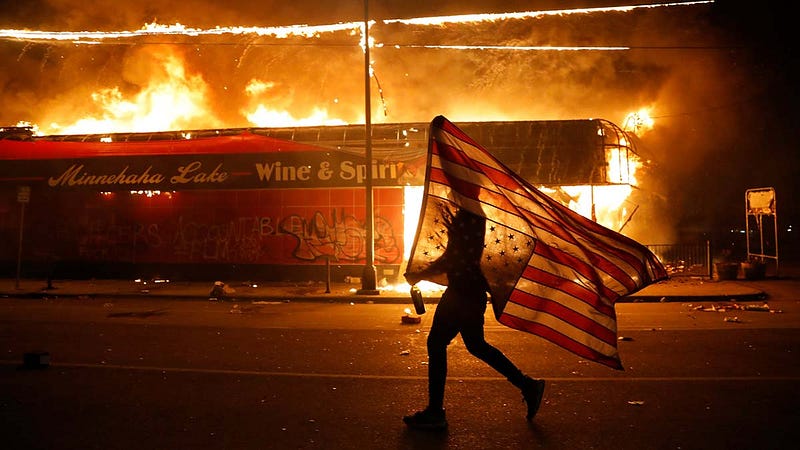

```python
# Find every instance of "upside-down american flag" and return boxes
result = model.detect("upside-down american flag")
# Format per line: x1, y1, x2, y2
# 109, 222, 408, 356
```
405, 116, 668, 369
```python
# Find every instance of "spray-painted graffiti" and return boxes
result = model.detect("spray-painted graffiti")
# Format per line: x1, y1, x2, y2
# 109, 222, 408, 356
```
76, 218, 162, 261
279, 209, 401, 263
8, 188, 404, 266
172, 216, 264, 262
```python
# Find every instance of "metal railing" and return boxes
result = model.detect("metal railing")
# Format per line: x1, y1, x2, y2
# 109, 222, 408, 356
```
647, 241, 712, 278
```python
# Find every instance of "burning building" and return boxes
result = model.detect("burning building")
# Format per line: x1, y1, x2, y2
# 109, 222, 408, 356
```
0, 119, 648, 282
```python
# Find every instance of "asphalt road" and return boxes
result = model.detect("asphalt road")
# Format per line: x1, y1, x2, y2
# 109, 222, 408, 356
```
1, 295, 799, 450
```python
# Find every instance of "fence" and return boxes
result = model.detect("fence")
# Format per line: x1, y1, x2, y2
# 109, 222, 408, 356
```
647, 241, 712, 278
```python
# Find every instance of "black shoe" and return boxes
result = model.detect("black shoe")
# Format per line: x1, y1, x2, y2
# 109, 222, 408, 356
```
521, 377, 546, 420
403, 407, 447, 430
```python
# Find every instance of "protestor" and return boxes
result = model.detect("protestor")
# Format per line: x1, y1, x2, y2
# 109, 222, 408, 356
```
403, 209, 545, 430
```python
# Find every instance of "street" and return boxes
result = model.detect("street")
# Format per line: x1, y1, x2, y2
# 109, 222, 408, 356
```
1, 295, 799, 450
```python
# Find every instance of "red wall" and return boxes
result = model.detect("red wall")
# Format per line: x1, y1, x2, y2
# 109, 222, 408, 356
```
0, 187, 404, 267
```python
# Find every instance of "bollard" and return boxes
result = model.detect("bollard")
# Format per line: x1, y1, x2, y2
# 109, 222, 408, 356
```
325, 258, 331, 293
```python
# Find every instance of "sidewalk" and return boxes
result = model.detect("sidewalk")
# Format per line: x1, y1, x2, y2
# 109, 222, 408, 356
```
0, 275, 772, 303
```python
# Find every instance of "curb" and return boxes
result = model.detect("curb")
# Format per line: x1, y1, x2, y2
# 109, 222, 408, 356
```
1, 289, 767, 304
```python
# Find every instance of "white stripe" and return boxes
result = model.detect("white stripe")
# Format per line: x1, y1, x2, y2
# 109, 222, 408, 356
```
433, 127, 503, 171
427, 177, 533, 236
430, 153, 496, 192
501, 300, 619, 358
500, 186, 633, 294
513, 280, 617, 332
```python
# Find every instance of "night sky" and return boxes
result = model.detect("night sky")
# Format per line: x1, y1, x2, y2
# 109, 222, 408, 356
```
1, 1, 797, 256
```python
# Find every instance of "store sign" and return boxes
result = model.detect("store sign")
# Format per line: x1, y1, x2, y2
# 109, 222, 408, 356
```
1, 152, 423, 191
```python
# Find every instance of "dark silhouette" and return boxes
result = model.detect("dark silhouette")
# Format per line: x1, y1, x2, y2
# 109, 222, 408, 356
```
404, 208, 545, 430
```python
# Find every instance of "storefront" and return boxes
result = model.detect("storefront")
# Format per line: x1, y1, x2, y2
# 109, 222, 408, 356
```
1, 119, 641, 282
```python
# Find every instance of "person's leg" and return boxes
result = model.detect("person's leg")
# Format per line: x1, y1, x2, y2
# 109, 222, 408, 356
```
425, 289, 461, 410
458, 295, 546, 420
404, 288, 460, 430
460, 315, 527, 387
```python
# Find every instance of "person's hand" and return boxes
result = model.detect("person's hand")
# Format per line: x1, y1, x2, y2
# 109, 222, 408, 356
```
404, 272, 421, 285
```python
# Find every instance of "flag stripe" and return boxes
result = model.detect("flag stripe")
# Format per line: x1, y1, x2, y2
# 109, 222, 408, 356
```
518, 263, 616, 318
502, 292, 618, 349
498, 313, 622, 369
527, 241, 620, 307
509, 281, 618, 344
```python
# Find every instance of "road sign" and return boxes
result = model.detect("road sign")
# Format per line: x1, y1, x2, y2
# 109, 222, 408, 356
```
17, 185, 30, 203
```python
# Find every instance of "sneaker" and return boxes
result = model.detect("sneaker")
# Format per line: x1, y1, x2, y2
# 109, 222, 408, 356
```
403, 407, 448, 430
521, 376, 546, 420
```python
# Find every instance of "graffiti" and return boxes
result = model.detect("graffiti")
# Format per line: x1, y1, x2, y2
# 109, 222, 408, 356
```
76, 217, 161, 261
172, 216, 263, 263
279, 209, 401, 263
4, 187, 404, 266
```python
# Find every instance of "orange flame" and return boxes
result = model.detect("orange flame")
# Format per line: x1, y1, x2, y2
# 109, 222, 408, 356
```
622, 108, 655, 136
47, 48, 221, 135
243, 79, 348, 127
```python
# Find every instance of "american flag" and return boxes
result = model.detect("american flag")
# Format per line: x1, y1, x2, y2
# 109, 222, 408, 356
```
405, 116, 668, 369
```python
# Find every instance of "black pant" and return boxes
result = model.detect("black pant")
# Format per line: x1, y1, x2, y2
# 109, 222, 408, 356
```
426, 286, 526, 410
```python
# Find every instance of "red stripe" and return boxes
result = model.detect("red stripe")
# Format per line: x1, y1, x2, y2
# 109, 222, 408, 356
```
429, 167, 520, 215
498, 313, 622, 370
533, 244, 620, 304
520, 263, 616, 317
508, 287, 617, 345
432, 140, 485, 172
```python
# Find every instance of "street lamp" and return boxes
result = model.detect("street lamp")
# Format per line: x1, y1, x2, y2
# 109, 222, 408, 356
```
357, 0, 379, 295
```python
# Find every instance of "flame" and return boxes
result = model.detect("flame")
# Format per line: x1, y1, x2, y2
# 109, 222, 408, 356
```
384, 1, 713, 26
608, 146, 640, 185
243, 78, 348, 127
622, 108, 655, 136
48, 48, 220, 135
0, 21, 361, 45
246, 106, 347, 127
14, 121, 42, 136
553, 184, 633, 231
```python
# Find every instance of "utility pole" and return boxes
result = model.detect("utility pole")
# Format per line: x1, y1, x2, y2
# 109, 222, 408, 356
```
358, 0, 379, 295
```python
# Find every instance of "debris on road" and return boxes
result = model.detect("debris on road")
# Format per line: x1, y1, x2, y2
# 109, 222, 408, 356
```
690, 302, 779, 313
743, 304, 770, 311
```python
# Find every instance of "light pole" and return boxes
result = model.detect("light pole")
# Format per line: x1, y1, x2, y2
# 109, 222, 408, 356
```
357, 0, 379, 295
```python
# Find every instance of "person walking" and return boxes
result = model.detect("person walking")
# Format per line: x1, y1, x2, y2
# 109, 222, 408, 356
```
403, 208, 545, 430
